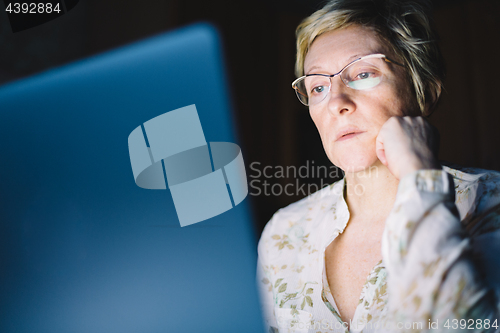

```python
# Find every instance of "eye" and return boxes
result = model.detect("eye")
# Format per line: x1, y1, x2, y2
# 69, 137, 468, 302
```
354, 72, 375, 80
311, 85, 327, 94
347, 75, 381, 90
343, 60, 384, 90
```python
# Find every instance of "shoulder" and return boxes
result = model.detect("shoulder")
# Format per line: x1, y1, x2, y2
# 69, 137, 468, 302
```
257, 178, 344, 256
443, 163, 500, 235
444, 163, 500, 209
444, 163, 500, 185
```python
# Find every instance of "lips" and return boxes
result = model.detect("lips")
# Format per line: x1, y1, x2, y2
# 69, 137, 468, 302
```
335, 127, 366, 141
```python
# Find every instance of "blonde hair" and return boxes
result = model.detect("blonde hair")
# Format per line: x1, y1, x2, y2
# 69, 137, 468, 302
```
295, 0, 445, 115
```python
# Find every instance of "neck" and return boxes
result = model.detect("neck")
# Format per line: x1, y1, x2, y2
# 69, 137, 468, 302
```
343, 161, 399, 225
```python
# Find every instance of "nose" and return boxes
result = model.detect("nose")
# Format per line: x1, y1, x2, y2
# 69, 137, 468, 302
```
326, 77, 356, 116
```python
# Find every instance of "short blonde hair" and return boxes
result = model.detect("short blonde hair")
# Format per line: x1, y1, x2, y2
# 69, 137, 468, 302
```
295, 0, 445, 115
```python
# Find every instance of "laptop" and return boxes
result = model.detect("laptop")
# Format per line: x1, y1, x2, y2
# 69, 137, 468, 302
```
0, 23, 264, 333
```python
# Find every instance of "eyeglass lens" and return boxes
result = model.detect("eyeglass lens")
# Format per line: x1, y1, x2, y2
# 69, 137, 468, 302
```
295, 57, 386, 106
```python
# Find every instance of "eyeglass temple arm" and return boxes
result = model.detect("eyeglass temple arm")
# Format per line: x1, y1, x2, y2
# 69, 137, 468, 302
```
384, 57, 405, 68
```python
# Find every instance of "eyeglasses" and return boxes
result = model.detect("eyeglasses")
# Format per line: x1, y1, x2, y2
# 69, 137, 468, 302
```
291, 54, 405, 106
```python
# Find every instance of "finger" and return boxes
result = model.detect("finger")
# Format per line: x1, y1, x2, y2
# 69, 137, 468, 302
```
402, 116, 416, 130
377, 148, 387, 166
375, 135, 387, 165
426, 120, 440, 156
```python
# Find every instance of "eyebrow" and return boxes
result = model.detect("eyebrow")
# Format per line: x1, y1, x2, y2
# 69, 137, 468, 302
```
305, 53, 365, 75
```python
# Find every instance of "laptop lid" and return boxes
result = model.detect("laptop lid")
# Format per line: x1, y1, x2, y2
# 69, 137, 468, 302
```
0, 23, 264, 333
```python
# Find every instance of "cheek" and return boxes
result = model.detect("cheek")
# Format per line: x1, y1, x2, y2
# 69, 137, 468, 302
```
374, 90, 402, 119
383, 75, 418, 116
309, 109, 322, 127
310, 110, 329, 140
310, 112, 337, 162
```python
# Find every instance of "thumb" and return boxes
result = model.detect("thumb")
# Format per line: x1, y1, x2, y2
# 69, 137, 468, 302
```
376, 135, 387, 166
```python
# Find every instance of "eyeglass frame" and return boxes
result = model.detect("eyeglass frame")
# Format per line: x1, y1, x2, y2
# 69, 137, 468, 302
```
291, 53, 405, 106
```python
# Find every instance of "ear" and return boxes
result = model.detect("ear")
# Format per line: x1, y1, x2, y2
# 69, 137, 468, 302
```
424, 82, 442, 116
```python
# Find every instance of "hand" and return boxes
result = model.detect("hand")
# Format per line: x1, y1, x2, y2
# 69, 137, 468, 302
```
375, 116, 441, 180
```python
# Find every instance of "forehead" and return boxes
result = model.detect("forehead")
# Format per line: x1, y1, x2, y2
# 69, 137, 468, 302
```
304, 25, 388, 74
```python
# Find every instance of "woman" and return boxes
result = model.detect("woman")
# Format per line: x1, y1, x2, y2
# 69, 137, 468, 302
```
257, 0, 500, 332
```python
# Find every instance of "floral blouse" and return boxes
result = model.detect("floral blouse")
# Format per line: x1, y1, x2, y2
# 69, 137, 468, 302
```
257, 165, 500, 332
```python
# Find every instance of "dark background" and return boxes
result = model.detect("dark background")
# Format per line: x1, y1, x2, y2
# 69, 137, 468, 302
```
1, 0, 499, 235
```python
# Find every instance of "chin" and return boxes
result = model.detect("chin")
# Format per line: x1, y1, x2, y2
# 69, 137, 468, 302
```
330, 150, 379, 174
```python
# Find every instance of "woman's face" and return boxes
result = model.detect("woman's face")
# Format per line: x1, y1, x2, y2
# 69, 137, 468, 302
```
303, 25, 418, 173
